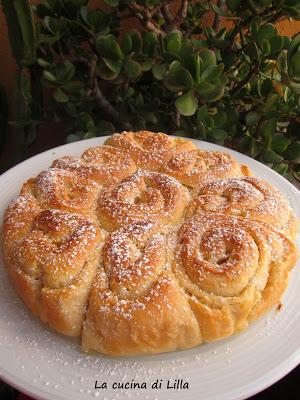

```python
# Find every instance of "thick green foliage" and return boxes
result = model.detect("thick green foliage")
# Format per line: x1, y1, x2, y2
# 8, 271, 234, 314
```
2, 0, 300, 181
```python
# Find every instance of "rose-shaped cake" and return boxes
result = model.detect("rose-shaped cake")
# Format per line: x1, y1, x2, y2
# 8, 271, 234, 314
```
2, 131, 298, 356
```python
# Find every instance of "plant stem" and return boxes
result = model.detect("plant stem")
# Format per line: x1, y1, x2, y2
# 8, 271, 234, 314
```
231, 63, 259, 94
162, 3, 173, 25
80, 57, 132, 130
167, 0, 188, 32
212, 0, 226, 32
127, 1, 166, 36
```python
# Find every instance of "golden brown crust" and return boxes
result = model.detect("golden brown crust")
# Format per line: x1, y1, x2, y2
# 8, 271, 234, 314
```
1, 130, 298, 355
97, 169, 190, 231
105, 130, 196, 171
82, 221, 202, 355
172, 211, 297, 341
186, 176, 298, 239
52, 145, 136, 185
161, 149, 251, 187
3, 194, 103, 336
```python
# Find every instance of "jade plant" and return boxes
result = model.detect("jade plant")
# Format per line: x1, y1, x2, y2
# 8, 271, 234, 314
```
2, 0, 300, 181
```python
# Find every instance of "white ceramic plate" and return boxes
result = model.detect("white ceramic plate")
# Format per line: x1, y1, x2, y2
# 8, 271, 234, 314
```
0, 137, 299, 400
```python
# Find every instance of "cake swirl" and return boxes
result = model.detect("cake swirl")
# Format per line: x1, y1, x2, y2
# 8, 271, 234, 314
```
3, 193, 102, 336
186, 176, 298, 239
52, 145, 136, 185
82, 221, 201, 355
97, 169, 190, 231
21, 168, 99, 217
105, 130, 196, 171
161, 149, 251, 187
172, 211, 297, 341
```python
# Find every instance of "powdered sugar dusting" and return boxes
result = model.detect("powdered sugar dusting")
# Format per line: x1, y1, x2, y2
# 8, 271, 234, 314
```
2, 130, 298, 359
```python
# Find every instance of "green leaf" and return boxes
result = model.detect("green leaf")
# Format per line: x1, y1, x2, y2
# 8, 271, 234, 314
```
262, 149, 283, 163
121, 34, 132, 54
245, 111, 260, 126
210, 128, 228, 144
53, 88, 69, 103
166, 30, 182, 54
272, 162, 289, 175
175, 91, 198, 116
103, 57, 122, 74
277, 50, 288, 75
124, 59, 142, 79
283, 0, 300, 18
96, 35, 123, 60
245, 41, 259, 60
271, 133, 291, 154
43, 70, 57, 83
86, 10, 110, 34
83, 131, 95, 139
288, 80, 300, 94
63, 81, 85, 94
291, 51, 300, 77
250, 20, 259, 35
254, 24, 277, 46
283, 142, 300, 162
259, 118, 277, 141
141, 60, 153, 71
144, 111, 158, 124
44, 16, 66, 34
201, 64, 224, 81
269, 35, 284, 54
95, 120, 115, 135
165, 62, 194, 92
250, 138, 263, 158
261, 39, 270, 55
197, 82, 225, 102
80, 6, 89, 24
287, 32, 300, 65
143, 32, 158, 55
293, 164, 300, 181
152, 64, 166, 80
130, 30, 143, 53
55, 62, 75, 82
37, 33, 59, 46
77, 112, 95, 131
37, 58, 51, 67
239, 136, 252, 153
199, 49, 216, 71
96, 60, 120, 80
213, 111, 227, 127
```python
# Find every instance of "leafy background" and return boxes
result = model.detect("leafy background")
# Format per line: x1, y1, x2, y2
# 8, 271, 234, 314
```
1, 0, 300, 184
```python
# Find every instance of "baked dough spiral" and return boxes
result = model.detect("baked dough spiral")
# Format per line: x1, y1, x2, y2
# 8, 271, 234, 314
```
52, 145, 136, 185
105, 130, 196, 171
161, 149, 251, 187
97, 169, 190, 231
82, 221, 201, 355
3, 193, 102, 336
1, 130, 298, 356
172, 211, 297, 341
21, 168, 99, 217
186, 176, 298, 239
